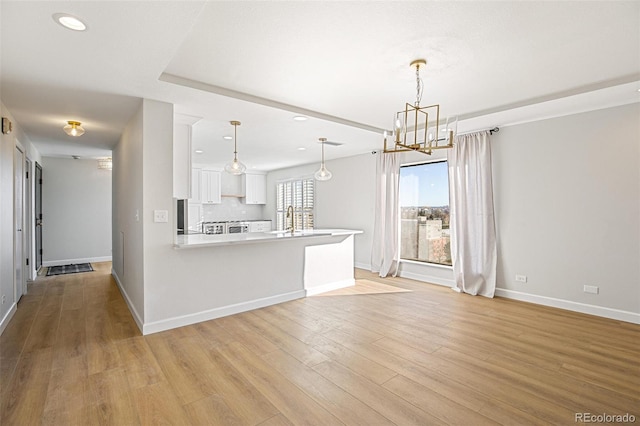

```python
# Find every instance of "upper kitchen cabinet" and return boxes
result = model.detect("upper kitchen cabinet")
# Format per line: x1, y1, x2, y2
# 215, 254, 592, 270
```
190, 167, 202, 203
242, 173, 266, 204
173, 114, 201, 199
173, 123, 192, 199
201, 169, 222, 204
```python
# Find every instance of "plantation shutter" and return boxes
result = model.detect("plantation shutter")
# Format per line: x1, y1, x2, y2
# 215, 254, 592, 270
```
276, 178, 314, 231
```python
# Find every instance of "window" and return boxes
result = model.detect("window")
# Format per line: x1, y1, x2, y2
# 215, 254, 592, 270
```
399, 160, 452, 266
276, 178, 315, 231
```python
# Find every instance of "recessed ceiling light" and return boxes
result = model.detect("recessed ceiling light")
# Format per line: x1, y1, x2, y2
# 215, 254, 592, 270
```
297, 147, 306, 151
194, 149, 204, 154
223, 135, 233, 140
293, 116, 308, 121
53, 13, 87, 31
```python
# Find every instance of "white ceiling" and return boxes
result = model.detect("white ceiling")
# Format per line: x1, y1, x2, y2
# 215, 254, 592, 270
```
1, 1, 639, 171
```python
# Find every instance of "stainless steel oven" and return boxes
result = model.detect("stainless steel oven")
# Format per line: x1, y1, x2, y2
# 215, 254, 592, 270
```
202, 222, 227, 235
227, 221, 249, 234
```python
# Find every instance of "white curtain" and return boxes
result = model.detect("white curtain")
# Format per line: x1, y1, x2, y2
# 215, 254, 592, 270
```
371, 152, 401, 277
447, 131, 497, 297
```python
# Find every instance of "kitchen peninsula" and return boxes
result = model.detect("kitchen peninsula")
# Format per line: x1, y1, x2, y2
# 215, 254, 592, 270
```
147, 229, 362, 334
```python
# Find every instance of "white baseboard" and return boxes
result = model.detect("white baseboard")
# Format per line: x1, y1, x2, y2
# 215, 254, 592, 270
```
0, 303, 17, 336
142, 290, 306, 335
306, 278, 355, 296
354, 262, 372, 271
111, 269, 144, 334
398, 270, 455, 288
43, 256, 112, 267
495, 288, 640, 325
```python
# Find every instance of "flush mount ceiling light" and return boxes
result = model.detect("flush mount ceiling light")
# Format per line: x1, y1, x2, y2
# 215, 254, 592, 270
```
63, 120, 85, 137
383, 59, 457, 155
224, 120, 246, 175
52, 13, 87, 31
314, 138, 332, 181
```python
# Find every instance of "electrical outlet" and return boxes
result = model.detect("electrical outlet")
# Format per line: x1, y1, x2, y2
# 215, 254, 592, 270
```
1, 294, 6, 305
584, 285, 599, 294
153, 210, 169, 223
515, 275, 527, 283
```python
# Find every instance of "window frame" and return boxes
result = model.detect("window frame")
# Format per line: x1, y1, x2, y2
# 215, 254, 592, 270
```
275, 176, 315, 231
398, 159, 453, 268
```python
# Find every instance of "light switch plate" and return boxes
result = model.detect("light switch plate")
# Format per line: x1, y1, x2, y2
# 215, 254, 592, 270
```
154, 210, 168, 223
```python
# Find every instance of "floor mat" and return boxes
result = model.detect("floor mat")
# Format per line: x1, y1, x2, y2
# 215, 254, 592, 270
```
46, 263, 94, 276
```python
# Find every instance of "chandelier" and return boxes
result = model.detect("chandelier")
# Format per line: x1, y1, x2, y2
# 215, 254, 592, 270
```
383, 59, 456, 155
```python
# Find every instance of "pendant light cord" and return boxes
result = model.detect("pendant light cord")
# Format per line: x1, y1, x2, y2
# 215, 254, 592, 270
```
233, 122, 238, 159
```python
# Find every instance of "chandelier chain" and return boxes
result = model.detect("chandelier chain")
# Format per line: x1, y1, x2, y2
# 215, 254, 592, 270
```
415, 63, 423, 107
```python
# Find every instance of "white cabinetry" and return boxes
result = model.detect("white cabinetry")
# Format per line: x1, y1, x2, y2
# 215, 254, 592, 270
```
201, 169, 222, 204
242, 173, 266, 204
190, 168, 202, 203
173, 124, 192, 199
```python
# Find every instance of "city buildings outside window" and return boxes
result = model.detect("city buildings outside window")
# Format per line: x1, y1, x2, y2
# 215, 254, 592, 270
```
276, 178, 315, 231
399, 160, 452, 266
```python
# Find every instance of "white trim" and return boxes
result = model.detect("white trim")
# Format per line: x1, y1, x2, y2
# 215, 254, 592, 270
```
306, 278, 355, 296
142, 290, 306, 335
400, 258, 453, 270
354, 262, 371, 270
111, 269, 144, 333
398, 269, 455, 288
43, 256, 112, 267
495, 288, 640, 325
0, 303, 17, 336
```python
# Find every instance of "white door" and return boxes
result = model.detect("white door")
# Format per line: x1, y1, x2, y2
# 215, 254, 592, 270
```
14, 145, 25, 301
24, 158, 32, 285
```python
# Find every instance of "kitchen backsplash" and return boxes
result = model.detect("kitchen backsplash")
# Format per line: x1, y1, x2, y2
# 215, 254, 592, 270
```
202, 197, 265, 222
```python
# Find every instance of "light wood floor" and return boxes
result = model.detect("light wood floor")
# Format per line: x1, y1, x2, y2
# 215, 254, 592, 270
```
1, 262, 638, 425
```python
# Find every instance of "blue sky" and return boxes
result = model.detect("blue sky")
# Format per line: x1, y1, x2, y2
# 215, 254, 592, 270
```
399, 161, 450, 207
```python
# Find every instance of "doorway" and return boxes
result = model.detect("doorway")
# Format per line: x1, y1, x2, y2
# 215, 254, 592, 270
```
35, 162, 43, 271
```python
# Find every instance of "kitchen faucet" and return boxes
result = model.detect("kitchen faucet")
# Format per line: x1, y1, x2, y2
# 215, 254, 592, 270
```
286, 205, 294, 233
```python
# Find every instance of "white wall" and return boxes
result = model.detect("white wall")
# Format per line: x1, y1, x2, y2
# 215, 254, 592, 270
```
0, 103, 16, 332
492, 103, 639, 318
113, 99, 312, 334
265, 153, 377, 269
41, 157, 112, 266
112, 100, 145, 327
265, 103, 639, 322
0, 102, 42, 334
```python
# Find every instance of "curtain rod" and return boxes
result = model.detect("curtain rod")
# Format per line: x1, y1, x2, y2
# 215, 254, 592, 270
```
371, 126, 500, 154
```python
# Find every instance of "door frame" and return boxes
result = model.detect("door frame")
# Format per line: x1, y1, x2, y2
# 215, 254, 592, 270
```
14, 144, 26, 302
25, 157, 33, 285
35, 162, 43, 272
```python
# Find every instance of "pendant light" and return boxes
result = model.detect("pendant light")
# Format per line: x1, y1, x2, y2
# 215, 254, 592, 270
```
224, 120, 246, 175
63, 121, 85, 137
314, 138, 332, 181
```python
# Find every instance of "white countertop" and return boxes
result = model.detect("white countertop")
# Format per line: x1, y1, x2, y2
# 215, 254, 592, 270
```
174, 229, 362, 249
